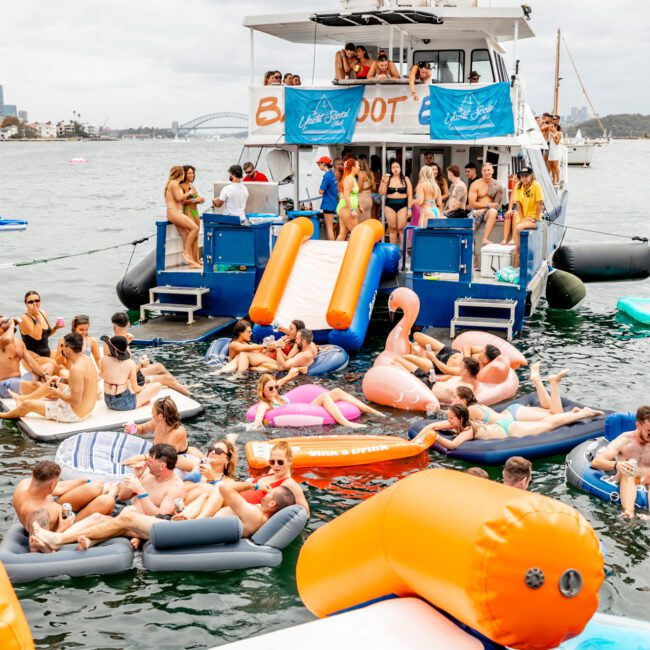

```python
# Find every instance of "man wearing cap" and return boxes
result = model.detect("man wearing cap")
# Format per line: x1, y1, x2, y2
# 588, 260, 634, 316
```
242, 162, 268, 183
0, 332, 98, 423
503, 167, 544, 266
468, 71, 481, 84
317, 156, 338, 240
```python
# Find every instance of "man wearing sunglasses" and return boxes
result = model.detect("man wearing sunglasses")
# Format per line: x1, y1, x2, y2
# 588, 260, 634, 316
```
0, 317, 47, 400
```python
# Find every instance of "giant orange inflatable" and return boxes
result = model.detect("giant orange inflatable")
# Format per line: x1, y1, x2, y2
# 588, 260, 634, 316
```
297, 469, 603, 650
0, 561, 34, 650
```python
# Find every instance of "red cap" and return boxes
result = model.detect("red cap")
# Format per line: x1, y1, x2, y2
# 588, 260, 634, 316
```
316, 156, 332, 165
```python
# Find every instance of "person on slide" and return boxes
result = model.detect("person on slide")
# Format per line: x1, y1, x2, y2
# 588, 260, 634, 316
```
420, 403, 603, 449
165, 165, 201, 268
250, 373, 382, 431
212, 320, 276, 376
452, 363, 569, 422
122, 396, 201, 473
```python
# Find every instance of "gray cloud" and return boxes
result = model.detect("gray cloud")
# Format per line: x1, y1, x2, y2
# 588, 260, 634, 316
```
1, 0, 646, 127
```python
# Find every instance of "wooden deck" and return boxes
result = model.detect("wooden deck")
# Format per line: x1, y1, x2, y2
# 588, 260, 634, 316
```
130, 315, 236, 346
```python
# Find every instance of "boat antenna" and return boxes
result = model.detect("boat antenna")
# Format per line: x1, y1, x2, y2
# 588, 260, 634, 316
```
311, 18, 318, 86
552, 28, 561, 115
562, 36, 607, 135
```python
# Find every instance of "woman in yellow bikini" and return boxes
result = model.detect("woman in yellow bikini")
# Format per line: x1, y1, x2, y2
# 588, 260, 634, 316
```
181, 165, 205, 265
336, 158, 363, 241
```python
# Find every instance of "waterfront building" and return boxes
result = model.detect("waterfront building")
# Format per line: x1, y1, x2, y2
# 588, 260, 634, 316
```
18, 110, 28, 122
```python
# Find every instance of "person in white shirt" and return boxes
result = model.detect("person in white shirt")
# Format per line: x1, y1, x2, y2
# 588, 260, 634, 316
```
212, 164, 249, 221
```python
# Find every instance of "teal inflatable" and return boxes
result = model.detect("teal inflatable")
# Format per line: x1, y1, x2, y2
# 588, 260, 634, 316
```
617, 296, 650, 325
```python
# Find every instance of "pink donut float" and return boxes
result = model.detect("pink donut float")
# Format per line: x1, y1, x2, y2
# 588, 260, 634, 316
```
246, 384, 361, 427
362, 365, 439, 412
452, 331, 527, 369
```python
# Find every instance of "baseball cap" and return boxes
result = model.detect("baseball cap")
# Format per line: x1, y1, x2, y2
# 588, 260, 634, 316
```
517, 166, 534, 176
316, 156, 332, 165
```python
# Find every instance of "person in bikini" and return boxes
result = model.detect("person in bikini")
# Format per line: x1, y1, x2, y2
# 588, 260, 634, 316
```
0, 317, 46, 399
13, 460, 118, 552
212, 319, 277, 376
99, 335, 161, 411
0, 332, 98, 424
31, 444, 187, 552
592, 405, 650, 518
379, 158, 413, 249
165, 165, 201, 268
275, 328, 318, 374
19, 290, 65, 367
180, 165, 205, 265
413, 165, 442, 229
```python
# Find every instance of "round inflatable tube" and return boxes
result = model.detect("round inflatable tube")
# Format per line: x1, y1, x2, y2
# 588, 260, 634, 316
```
0, 524, 134, 584
452, 330, 527, 369
249, 217, 314, 325
0, 561, 34, 650
55, 430, 152, 482
246, 384, 361, 427
473, 366, 519, 404
565, 613, 650, 649
205, 337, 231, 367
297, 468, 603, 650
142, 505, 307, 572
546, 269, 587, 310
566, 437, 648, 510
408, 393, 611, 465
553, 241, 650, 283
362, 365, 439, 412
617, 296, 650, 325
115, 249, 157, 311
327, 219, 385, 330
150, 517, 243, 550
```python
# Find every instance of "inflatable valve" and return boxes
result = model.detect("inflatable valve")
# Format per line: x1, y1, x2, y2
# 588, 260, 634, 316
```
297, 469, 603, 650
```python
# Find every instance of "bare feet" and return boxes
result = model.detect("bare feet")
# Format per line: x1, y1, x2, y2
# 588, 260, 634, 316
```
7, 389, 24, 403
130, 537, 142, 550
529, 361, 541, 383
507, 240, 516, 245
481, 239, 491, 247
582, 408, 604, 418
548, 369, 570, 384
29, 534, 53, 554
347, 422, 367, 430
31, 522, 63, 552
76, 535, 94, 551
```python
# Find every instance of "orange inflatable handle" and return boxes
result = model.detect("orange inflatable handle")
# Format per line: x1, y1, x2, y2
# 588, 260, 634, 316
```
249, 217, 314, 325
326, 219, 385, 330
0, 562, 34, 650
297, 469, 603, 650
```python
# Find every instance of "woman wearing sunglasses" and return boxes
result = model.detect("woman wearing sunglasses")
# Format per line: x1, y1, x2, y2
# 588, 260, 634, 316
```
250, 373, 383, 430
122, 396, 200, 472
19, 290, 64, 365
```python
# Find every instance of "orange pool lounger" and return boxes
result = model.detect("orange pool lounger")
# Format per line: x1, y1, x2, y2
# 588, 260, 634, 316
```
245, 429, 437, 469
297, 468, 604, 650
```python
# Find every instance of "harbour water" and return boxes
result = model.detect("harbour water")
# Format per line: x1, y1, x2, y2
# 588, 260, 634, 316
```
0, 139, 649, 649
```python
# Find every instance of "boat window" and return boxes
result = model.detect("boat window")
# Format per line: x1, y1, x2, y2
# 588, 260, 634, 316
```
470, 49, 494, 82
496, 54, 509, 82
413, 50, 465, 83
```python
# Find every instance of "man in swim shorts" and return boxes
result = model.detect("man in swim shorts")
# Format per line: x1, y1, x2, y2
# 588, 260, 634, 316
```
592, 405, 650, 518
0, 332, 98, 423
12, 460, 116, 552
0, 317, 47, 399
503, 456, 532, 490
30, 444, 188, 552
276, 328, 317, 373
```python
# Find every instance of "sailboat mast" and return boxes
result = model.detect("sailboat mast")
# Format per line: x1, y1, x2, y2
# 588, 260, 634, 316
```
553, 28, 561, 114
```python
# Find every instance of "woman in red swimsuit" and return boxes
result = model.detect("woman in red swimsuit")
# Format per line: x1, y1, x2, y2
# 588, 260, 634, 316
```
354, 46, 373, 79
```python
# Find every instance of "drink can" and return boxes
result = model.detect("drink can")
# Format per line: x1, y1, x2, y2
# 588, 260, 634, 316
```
62, 503, 73, 519
125, 421, 137, 435
56, 316, 65, 328
429, 369, 437, 384
174, 498, 185, 513
628, 458, 638, 477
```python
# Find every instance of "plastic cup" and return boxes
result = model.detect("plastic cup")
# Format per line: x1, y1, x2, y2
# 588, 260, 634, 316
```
125, 421, 137, 435
56, 316, 65, 328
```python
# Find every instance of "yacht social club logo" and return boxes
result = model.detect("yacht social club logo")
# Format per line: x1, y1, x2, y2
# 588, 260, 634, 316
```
429, 82, 514, 140
286, 87, 364, 144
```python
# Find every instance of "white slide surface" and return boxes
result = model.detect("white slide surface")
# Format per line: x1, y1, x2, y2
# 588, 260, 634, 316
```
274, 240, 348, 331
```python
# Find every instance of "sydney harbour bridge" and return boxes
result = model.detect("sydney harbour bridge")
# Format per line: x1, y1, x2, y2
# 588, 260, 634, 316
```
173, 112, 248, 138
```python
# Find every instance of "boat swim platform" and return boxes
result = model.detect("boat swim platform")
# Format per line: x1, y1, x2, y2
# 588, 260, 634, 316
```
130, 315, 236, 346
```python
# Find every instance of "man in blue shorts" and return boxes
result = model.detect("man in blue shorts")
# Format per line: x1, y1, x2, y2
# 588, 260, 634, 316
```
0, 317, 46, 400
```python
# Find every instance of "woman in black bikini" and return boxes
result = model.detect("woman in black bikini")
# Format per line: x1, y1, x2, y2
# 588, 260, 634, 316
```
379, 158, 413, 248
19, 291, 63, 366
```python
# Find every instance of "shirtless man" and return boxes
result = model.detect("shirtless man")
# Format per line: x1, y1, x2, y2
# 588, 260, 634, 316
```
13, 460, 116, 552
431, 357, 481, 405
592, 405, 650, 518
444, 165, 468, 217
110, 312, 190, 396
215, 482, 296, 537
31, 444, 187, 551
165, 165, 201, 268
275, 328, 317, 373
0, 332, 98, 423
335, 43, 358, 81
0, 317, 45, 399
468, 163, 504, 251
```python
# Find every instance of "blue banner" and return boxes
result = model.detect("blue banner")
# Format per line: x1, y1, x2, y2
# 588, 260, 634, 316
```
429, 82, 514, 140
285, 87, 364, 144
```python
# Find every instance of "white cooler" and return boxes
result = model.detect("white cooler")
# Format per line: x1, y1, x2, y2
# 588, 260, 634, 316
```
480, 243, 516, 278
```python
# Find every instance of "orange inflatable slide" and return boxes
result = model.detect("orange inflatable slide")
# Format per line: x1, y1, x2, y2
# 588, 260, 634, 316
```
297, 469, 604, 650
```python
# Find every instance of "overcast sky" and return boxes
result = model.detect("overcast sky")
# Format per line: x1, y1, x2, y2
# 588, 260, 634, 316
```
1, 0, 647, 128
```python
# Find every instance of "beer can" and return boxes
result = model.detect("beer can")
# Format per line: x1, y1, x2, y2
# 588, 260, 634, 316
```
174, 498, 185, 513
628, 458, 638, 477
62, 503, 73, 519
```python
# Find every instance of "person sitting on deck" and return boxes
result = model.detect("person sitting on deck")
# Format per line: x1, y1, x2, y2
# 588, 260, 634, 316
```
502, 167, 544, 267
335, 43, 358, 81
468, 162, 505, 252
367, 54, 400, 81
165, 166, 201, 269
12, 460, 118, 553
54, 314, 100, 372
0, 333, 98, 424
591, 405, 650, 519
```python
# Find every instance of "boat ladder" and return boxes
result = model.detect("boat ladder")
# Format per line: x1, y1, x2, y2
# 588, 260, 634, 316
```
139, 286, 209, 325
450, 297, 517, 340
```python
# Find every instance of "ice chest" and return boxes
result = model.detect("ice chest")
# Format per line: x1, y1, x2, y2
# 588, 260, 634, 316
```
480, 244, 516, 278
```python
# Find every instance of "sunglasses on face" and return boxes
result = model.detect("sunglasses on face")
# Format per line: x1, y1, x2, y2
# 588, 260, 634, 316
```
208, 447, 230, 457
266, 384, 278, 392
269, 459, 285, 466
26, 299, 40, 305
